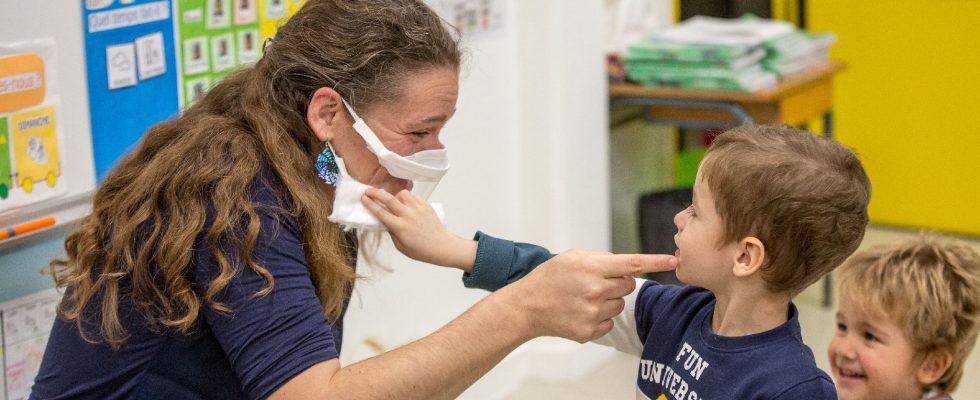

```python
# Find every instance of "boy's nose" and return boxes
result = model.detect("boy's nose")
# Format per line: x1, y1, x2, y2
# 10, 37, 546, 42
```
673, 210, 686, 230
834, 338, 858, 361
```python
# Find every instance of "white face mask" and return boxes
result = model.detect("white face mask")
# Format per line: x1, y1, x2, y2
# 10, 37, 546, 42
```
326, 100, 449, 231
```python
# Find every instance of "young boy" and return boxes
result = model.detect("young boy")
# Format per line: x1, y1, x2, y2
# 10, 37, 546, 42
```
364, 124, 872, 399
828, 235, 980, 400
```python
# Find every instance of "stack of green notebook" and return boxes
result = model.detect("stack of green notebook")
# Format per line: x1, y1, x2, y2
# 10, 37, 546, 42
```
624, 15, 834, 92
625, 43, 776, 91
763, 31, 836, 76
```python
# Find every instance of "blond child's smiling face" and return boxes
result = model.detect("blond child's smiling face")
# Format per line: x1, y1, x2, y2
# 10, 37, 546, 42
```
827, 295, 924, 400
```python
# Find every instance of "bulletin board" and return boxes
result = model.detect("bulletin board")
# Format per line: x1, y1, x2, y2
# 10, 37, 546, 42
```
83, 0, 180, 182
0, 2, 98, 248
82, 0, 304, 182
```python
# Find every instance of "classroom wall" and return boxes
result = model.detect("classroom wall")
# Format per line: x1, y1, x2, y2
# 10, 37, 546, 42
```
0, 231, 63, 303
809, 1, 980, 236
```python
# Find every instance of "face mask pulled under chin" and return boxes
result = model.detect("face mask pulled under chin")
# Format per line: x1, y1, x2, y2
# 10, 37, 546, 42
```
327, 155, 445, 232
325, 103, 449, 232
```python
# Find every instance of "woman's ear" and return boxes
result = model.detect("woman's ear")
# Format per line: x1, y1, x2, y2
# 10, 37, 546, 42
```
307, 87, 346, 142
916, 349, 952, 387
732, 237, 765, 278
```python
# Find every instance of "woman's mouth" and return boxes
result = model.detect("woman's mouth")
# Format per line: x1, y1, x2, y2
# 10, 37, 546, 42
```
380, 178, 412, 194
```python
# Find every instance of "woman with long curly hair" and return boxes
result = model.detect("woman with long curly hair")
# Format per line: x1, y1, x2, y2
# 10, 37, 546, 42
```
30, 1, 673, 398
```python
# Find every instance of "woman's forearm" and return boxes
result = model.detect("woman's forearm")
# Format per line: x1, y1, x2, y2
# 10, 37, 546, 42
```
328, 284, 529, 399
271, 284, 532, 400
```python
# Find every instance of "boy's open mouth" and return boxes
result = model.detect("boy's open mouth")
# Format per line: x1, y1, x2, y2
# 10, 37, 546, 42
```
836, 366, 866, 380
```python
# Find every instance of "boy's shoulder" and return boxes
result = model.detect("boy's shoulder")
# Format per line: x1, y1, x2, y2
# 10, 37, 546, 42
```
632, 282, 834, 399
635, 280, 712, 322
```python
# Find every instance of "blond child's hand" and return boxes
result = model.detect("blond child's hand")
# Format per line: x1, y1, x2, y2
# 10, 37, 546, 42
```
362, 188, 477, 271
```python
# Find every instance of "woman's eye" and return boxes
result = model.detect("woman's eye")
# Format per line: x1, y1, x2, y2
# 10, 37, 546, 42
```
409, 131, 429, 137
836, 323, 847, 332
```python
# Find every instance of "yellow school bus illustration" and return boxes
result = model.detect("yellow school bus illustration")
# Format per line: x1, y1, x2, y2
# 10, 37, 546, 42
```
10, 106, 59, 193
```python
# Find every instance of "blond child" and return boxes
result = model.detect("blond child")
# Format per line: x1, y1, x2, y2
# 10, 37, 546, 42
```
365, 124, 871, 399
829, 235, 980, 400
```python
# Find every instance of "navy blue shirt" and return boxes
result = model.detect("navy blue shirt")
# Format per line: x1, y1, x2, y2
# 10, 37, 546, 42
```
31, 176, 348, 399
631, 281, 835, 399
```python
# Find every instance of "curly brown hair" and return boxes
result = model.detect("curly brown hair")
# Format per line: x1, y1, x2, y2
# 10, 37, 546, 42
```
49, 0, 461, 348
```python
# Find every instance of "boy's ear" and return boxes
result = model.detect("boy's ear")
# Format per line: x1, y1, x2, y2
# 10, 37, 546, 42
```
732, 237, 765, 278
916, 349, 952, 387
307, 87, 347, 142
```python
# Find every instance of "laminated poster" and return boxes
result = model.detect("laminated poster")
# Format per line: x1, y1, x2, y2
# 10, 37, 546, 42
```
177, 0, 303, 106
0, 289, 61, 400
0, 40, 67, 216
429, 0, 506, 39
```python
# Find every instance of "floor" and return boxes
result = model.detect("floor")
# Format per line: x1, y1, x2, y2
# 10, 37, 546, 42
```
504, 226, 980, 399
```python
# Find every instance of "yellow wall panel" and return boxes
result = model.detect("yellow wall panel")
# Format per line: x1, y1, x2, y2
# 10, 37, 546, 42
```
809, 1, 980, 236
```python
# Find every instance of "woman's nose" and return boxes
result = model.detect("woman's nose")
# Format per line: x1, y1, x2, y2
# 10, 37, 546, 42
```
425, 135, 445, 151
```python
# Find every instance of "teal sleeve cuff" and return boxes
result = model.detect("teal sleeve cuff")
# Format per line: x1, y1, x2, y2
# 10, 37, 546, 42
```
461, 231, 555, 291
461, 231, 515, 292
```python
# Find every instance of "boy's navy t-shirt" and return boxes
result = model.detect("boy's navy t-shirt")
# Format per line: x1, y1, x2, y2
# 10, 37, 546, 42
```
622, 281, 836, 399
30, 175, 346, 400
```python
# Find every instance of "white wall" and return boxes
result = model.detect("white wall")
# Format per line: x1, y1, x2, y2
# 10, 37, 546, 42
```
339, 1, 615, 398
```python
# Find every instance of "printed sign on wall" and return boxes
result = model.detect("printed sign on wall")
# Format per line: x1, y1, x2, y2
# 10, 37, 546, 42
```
430, 0, 507, 39
0, 40, 67, 215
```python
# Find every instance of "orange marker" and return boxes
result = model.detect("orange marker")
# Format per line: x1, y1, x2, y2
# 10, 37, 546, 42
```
0, 216, 56, 240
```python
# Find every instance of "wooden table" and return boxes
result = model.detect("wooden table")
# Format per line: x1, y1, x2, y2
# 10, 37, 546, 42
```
610, 61, 846, 137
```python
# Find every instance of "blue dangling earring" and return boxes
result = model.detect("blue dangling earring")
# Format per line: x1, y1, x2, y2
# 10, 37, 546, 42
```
315, 144, 339, 185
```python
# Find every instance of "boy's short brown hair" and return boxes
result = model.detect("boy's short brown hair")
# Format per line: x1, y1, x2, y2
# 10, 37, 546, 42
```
700, 124, 871, 295
838, 236, 980, 393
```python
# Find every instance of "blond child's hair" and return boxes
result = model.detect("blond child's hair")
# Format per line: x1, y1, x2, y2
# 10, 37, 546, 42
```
700, 124, 871, 295
838, 235, 980, 393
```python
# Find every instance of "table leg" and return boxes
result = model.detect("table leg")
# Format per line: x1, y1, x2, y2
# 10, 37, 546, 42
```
822, 109, 835, 308
823, 110, 833, 139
